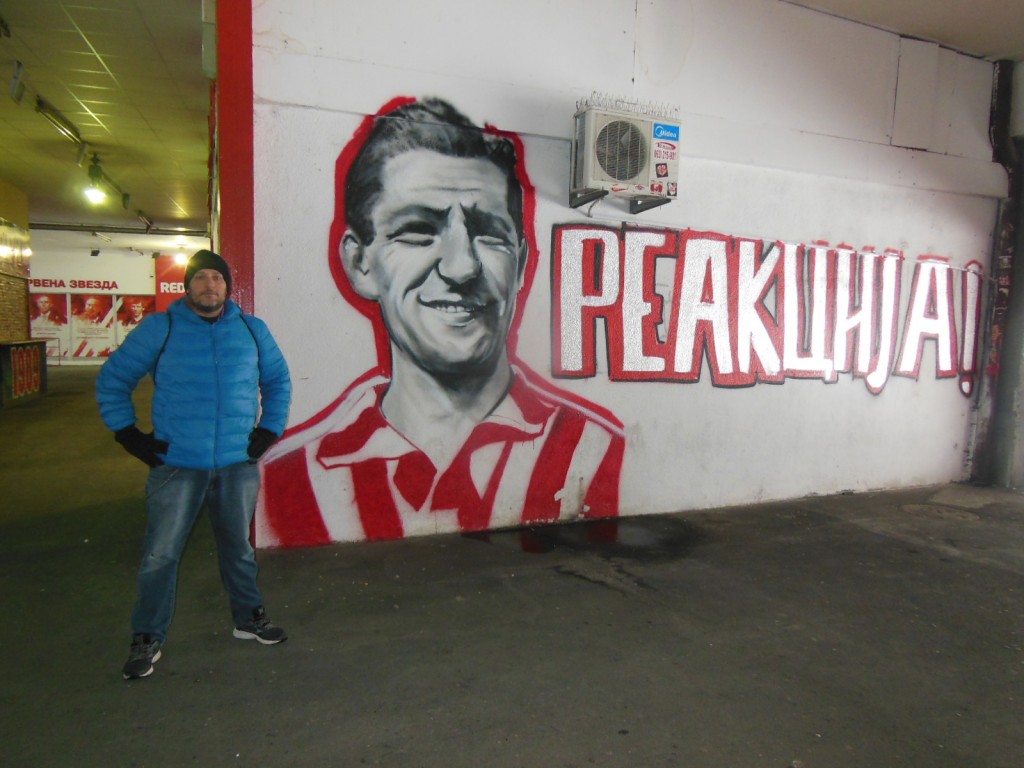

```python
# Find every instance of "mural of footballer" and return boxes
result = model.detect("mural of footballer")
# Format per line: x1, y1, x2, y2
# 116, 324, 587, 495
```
258, 97, 624, 545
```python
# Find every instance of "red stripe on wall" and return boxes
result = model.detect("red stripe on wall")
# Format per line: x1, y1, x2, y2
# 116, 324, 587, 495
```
217, 0, 255, 312
263, 451, 331, 546
521, 408, 587, 524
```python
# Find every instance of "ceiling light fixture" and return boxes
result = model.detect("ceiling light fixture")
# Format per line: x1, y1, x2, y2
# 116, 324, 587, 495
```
36, 96, 83, 145
86, 156, 107, 203
85, 154, 131, 209
10, 60, 24, 105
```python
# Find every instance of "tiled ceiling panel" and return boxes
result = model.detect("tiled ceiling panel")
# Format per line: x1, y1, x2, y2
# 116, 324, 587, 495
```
0, 0, 210, 235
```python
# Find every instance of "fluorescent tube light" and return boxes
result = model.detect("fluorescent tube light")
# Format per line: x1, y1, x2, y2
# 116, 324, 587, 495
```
35, 97, 83, 145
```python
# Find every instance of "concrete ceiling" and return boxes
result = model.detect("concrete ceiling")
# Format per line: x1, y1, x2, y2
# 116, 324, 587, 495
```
0, 0, 1022, 259
787, 0, 1024, 63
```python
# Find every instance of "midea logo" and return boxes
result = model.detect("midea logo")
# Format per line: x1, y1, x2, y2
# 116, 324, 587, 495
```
653, 123, 679, 140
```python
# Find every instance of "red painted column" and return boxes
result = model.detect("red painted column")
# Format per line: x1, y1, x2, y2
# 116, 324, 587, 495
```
216, 0, 255, 312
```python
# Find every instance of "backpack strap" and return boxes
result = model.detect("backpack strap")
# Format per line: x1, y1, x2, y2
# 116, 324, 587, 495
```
239, 313, 262, 370
153, 312, 173, 384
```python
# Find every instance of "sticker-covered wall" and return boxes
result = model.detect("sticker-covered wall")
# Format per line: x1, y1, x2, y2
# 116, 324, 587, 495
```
247, 0, 1005, 545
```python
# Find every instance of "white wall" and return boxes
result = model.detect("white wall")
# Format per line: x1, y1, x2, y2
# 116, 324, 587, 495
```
251, 0, 1006, 532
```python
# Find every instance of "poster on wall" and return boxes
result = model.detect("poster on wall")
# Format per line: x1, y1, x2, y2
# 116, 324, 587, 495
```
70, 294, 115, 357
115, 294, 156, 344
28, 251, 157, 362
28, 293, 70, 359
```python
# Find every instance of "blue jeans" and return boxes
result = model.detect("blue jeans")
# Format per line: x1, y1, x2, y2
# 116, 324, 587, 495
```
131, 462, 264, 641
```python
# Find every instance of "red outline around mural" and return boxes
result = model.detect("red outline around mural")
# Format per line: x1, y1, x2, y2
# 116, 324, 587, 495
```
260, 99, 624, 546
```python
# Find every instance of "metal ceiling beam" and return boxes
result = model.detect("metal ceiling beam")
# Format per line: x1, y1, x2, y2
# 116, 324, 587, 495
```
29, 221, 208, 238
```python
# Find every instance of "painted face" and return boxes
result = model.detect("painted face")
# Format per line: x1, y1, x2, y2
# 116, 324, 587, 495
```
187, 268, 228, 316
36, 296, 51, 313
84, 297, 102, 319
130, 301, 146, 319
347, 150, 526, 377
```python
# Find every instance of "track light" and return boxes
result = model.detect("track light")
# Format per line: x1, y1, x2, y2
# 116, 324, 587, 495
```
36, 96, 83, 145
86, 155, 106, 203
84, 154, 131, 209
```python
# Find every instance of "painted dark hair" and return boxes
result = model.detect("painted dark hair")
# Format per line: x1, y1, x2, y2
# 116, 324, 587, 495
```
344, 97, 524, 243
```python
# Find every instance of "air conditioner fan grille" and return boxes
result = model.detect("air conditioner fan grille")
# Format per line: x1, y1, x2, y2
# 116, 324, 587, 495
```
595, 120, 647, 181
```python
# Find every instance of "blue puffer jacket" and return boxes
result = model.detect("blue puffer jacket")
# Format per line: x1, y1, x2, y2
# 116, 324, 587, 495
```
97, 298, 291, 469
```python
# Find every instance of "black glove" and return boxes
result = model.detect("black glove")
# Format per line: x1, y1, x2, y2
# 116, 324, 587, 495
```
247, 427, 278, 461
114, 426, 169, 467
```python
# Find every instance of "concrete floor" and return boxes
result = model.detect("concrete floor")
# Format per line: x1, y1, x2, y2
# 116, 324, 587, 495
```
1, 366, 1022, 768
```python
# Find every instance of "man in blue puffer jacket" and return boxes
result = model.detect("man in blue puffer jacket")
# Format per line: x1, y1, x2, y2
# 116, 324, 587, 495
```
97, 249, 292, 680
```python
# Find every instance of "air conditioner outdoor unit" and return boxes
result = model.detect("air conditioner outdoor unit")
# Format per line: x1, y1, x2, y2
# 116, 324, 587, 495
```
571, 107, 680, 214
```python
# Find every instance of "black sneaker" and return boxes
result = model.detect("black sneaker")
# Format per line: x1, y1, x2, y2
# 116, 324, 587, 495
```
123, 634, 162, 680
232, 606, 287, 645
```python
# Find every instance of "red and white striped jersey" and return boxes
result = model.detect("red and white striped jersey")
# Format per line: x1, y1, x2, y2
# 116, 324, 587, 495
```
256, 370, 624, 546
